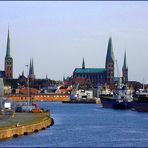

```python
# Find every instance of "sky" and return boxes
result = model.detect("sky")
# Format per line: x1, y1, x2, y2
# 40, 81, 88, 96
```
0, 1, 148, 83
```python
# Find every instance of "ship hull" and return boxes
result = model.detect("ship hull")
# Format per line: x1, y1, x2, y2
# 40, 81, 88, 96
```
132, 101, 148, 112
100, 96, 116, 108
114, 101, 133, 109
62, 99, 97, 104
100, 96, 133, 109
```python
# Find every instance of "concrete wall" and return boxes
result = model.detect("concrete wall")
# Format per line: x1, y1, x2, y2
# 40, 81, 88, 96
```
0, 117, 52, 140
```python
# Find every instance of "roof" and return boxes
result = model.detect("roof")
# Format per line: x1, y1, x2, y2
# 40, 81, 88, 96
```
74, 68, 106, 73
122, 51, 128, 70
6, 28, 11, 58
19, 87, 39, 94
106, 37, 114, 63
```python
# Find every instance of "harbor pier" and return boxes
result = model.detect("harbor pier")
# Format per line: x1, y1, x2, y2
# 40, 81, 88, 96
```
0, 112, 54, 140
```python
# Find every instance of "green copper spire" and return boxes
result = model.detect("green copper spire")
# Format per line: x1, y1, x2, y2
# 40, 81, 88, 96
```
122, 51, 128, 70
106, 37, 114, 64
6, 28, 11, 58
82, 57, 85, 69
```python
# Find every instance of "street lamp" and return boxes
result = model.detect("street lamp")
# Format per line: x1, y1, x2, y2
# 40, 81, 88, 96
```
25, 65, 30, 105
0, 78, 4, 112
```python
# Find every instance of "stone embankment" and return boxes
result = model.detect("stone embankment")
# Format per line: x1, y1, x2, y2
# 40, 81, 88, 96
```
0, 112, 54, 140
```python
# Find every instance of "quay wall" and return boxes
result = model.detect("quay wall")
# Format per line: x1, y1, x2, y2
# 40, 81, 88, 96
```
0, 116, 53, 140
5, 94, 70, 102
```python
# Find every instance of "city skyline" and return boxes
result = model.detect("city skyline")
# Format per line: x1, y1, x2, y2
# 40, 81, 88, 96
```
0, 1, 148, 83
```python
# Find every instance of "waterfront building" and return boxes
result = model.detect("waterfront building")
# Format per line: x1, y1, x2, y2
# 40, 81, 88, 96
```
73, 37, 115, 87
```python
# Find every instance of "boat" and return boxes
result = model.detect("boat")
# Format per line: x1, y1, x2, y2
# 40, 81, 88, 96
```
100, 84, 133, 109
62, 84, 100, 104
62, 99, 98, 104
62, 93, 100, 104
62, 82, 99, 104
132, 89, 148, 112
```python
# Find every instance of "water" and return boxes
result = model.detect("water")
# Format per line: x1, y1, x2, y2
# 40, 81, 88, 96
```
0, 102, 148, 147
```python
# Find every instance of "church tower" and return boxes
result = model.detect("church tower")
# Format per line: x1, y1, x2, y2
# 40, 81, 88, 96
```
105, 37, 114, 84
5, 29, 13, 78
122, 51, 128, 83
28, 58, 35, 80
82, 57, 85, 69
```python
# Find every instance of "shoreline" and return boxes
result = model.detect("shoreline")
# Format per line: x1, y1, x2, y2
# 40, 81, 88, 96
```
0, 112, 54, 140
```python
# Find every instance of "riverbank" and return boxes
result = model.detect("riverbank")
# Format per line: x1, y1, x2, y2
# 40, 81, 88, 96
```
0, 112, 54, 140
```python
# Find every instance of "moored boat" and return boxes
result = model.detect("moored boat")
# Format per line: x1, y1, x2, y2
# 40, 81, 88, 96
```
132, 89, 148, 112
62, 98, 98, 104
100, 84, 133, 109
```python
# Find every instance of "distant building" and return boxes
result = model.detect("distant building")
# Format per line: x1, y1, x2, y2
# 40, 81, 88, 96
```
5, 29, 13, 78
73, 37, 115, 87
0, 29, 13, 79
73, 37, 129, 88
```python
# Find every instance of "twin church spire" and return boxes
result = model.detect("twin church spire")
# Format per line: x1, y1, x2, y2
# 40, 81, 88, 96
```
29, 58, 35, 79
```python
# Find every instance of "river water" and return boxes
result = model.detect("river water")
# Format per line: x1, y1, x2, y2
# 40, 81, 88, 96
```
0, 102, 148, 147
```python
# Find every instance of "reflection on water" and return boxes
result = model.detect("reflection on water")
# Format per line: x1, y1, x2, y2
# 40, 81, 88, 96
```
0, 102, 148, 147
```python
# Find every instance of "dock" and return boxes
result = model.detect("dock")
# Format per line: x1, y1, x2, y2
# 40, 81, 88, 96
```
0, 111, 54, 140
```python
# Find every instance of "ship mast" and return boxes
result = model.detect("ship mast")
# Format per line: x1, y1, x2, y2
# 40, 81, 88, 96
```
25, 64, 30, 105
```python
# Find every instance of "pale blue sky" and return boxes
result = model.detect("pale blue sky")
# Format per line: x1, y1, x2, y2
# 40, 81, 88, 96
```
0, 1, 148, 83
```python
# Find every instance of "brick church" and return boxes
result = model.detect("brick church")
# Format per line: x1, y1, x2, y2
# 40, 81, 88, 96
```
73, 37, 128, 87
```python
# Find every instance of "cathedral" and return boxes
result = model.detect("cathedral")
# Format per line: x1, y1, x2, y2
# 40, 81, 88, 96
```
73, 37, 128, 87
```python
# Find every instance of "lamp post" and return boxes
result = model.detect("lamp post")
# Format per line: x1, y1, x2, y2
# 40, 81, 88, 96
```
25, 65, 30, 105
0, 78, 4, 112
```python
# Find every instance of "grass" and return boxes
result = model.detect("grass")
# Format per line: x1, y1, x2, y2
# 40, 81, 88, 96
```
0, 112, 50, 129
